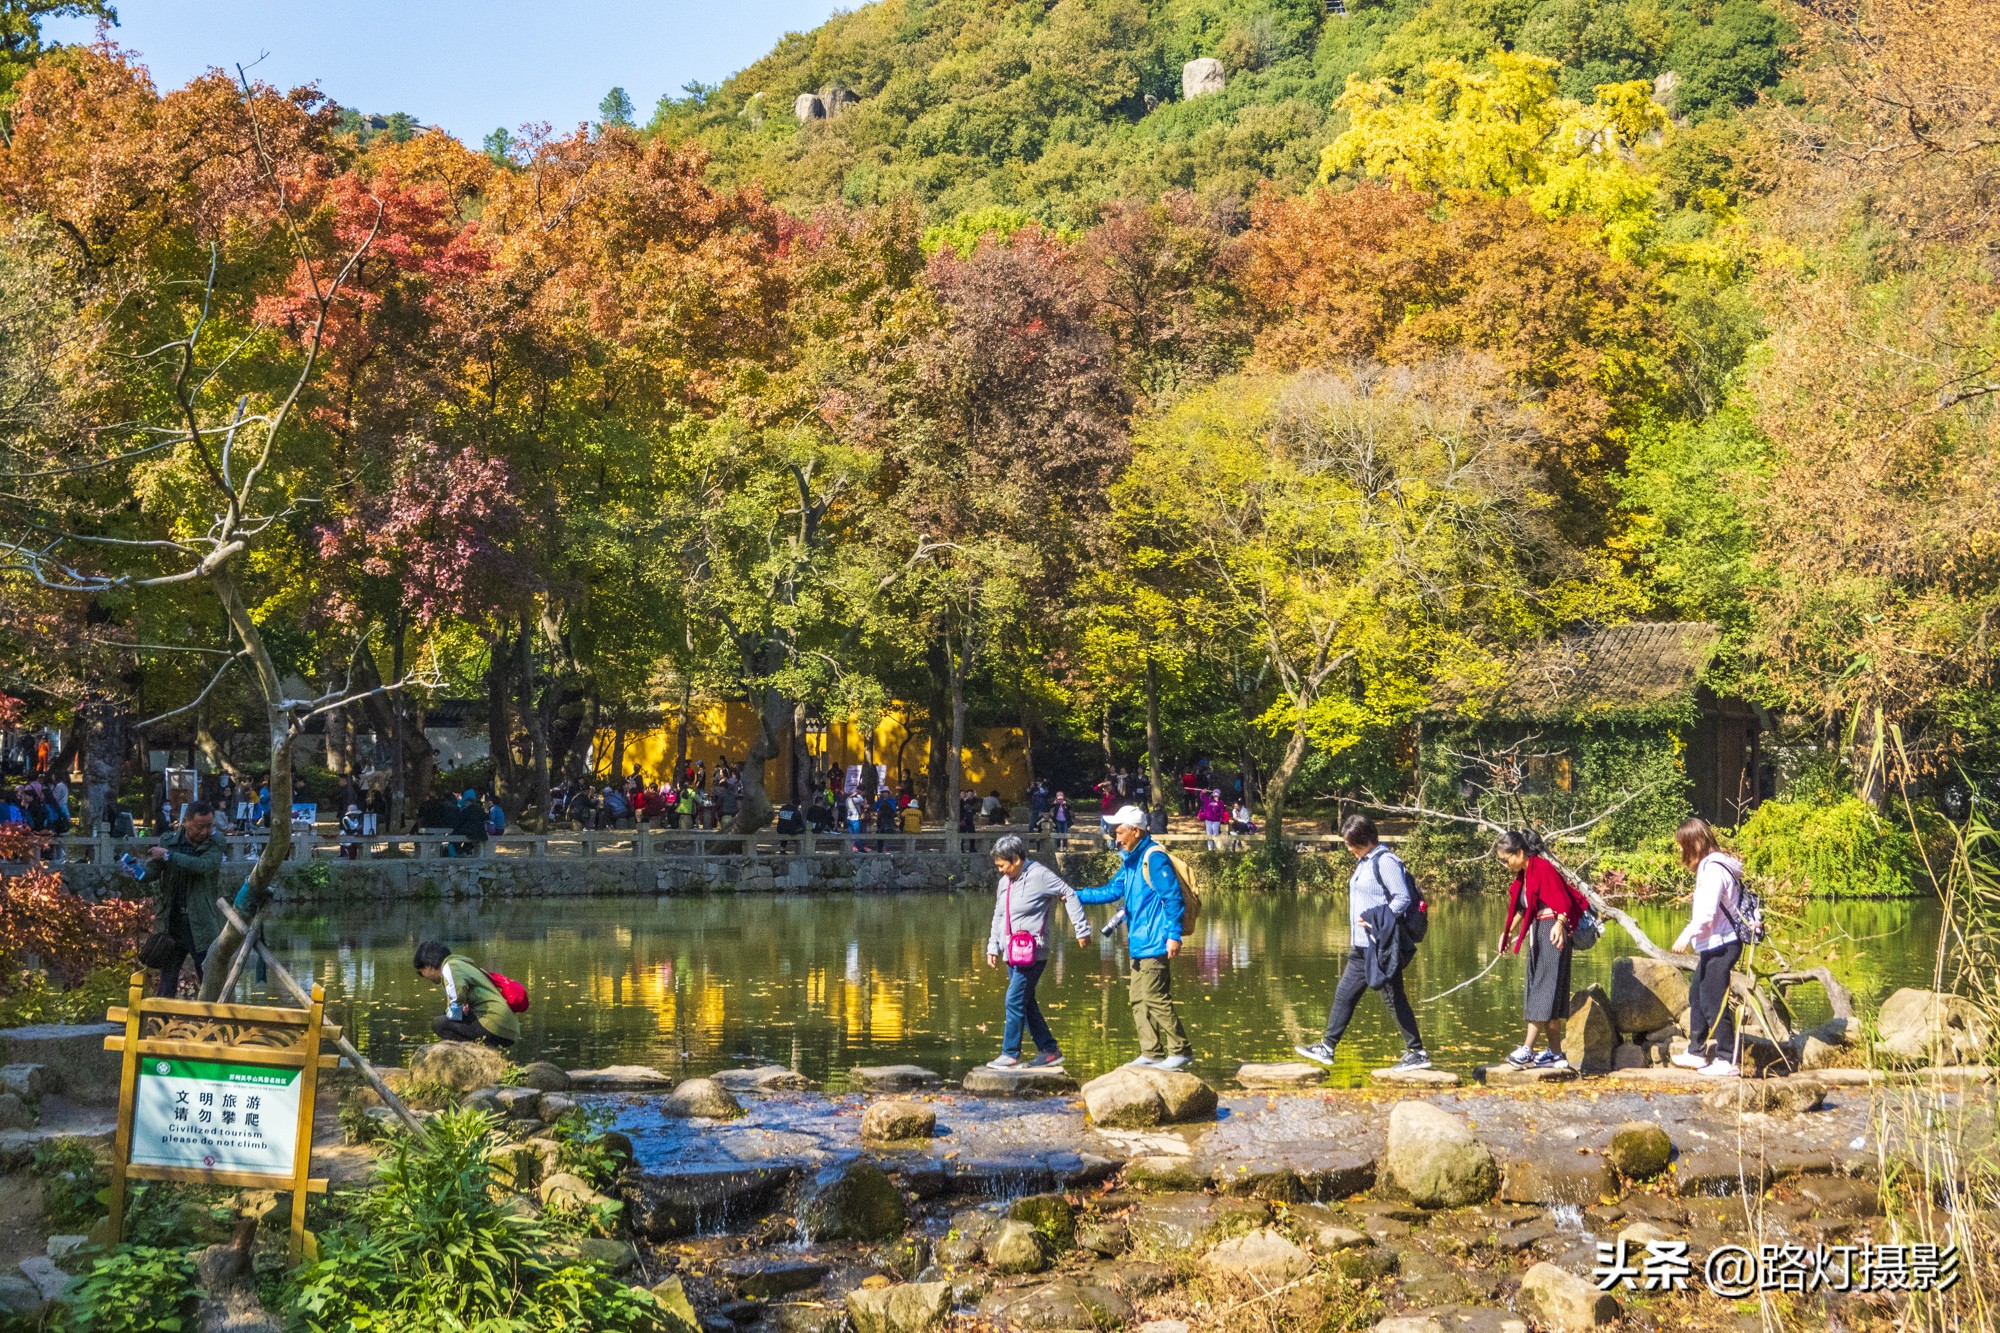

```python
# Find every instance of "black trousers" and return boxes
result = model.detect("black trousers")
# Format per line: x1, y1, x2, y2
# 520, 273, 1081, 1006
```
153, 940, 205, 997
1687, 939, 1742, 1058
1322, 947, 1424, 1052
432, 1015, 514, 1049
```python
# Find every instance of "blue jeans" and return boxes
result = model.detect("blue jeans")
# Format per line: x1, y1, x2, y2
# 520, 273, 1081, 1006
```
1003, 960, 1057, 1058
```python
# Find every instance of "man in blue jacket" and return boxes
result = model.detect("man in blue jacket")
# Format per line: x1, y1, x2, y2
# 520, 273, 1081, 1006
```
1077, 805, 1194, 1070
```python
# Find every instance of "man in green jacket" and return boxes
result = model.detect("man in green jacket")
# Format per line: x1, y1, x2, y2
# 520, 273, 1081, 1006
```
146, 801, 226, 997
413, 940, 520, 1048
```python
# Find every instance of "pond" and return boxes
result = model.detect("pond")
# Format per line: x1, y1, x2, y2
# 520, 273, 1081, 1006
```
266, 887, 1948, 1086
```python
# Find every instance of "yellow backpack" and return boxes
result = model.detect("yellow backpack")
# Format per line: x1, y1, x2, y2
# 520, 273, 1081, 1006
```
1140, 845, 1202, 934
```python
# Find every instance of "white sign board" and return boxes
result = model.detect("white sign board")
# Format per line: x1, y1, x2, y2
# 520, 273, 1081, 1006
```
129, 1058, 300, 1176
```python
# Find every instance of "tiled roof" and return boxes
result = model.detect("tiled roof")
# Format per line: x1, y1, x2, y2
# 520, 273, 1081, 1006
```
1435, 621, 1723, 721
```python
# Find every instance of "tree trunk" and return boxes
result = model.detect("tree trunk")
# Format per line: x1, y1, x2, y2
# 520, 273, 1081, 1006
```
1262, 723, 1309, 848
485, 625, 518, 815
924, 642, 952, 816
674, 679, 692, 781
791, 701, 808, 803
80, 692, 129, 830
609, 708, 626, 783
733, 682, 789, 831
946, 635, 967, 811
1144, 656, 1164, 817
515, 616, 551, 830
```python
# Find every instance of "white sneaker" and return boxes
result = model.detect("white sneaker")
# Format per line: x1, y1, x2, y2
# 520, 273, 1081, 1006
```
987, 1055, 1021, 1069
1700, 1059, 1741, 1078
1671, 1051, 1710, 1070
1124, 1055, 1160, 1068
1157, 1054, 1193, 1072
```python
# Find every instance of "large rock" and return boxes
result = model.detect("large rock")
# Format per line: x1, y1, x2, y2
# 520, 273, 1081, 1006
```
799, 1160, 909, 1242
649, 1276, 700, 1333
539, 1171, 611, 1210
1876, 988, 1989, 1064
517, 1061, 571, 1091
623, 1165, 800, 1239
961, 1066, 1076, 1097
1128, 1194, 1270, 1258
567, 1065, 674, 1091
978, 1279, 1134, 1330
1383, 1101, 1498, 1208
0, 1094, 33, 1131
794, 93, 825, 122
1499, 1153, 1617, 1206
660, 1077, 742, 1119
1518, 1262, 1620, 1330
1609, 958, 1690, 1036
713, 1066, 813, 1093
1200, 1227, 1312, 1283
852, 1065, 942, 1094
862, 1100, 937, 1143
1562, 987, 1616, 1074
846, 1281, 950, 1333
1606, 1122, 1673, 1180
1080, 1067, 1218, 1128
1702, 1078, 1826, 1115
0, 1024, 121, 1105
1181, 57, 1225, 99
720, 1256, 830, 1298
1477, 1063, 1576, 1088
1236, 1061, 1326, 1090
1126, 1155, 1209, 1191
0, 1065, 50, 1105
409, 1041, 510, 1094
985, 1219, 1049, 1274
1008, 1193, 1076, 1249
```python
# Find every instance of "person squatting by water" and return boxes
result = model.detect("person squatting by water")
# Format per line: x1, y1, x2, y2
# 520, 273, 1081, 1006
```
1075, 804, 1195, 1070
1671, 818, 1746, 1078
1294, 815, 1432, 1073
1495, 828, 1585, 1070
984, 834, 1092, 1070
414, 940, 520, 1050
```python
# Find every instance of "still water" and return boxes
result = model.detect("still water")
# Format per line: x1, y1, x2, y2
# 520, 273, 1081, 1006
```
267, 889, 1947, 1086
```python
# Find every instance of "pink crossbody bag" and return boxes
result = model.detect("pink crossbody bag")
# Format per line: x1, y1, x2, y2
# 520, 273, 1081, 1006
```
1003, 874, 1039, 966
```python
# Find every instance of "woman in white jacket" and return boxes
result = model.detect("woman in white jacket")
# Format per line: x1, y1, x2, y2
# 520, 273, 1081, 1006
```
1670, 819, 1744, 1077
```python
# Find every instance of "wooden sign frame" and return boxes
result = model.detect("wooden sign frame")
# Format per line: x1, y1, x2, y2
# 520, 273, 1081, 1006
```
104, 972, 338, 1260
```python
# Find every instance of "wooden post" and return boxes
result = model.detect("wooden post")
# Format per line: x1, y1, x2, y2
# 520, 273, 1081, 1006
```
106, 971, 145, 1242
290, 983, 327, 1262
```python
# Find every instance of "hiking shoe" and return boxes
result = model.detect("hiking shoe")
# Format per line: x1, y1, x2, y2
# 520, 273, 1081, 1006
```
1505, 1045, 1535, 1068
1671, 1050, 1710, 1070
1124, 1055, 1161, 1069
1157, 1054, 1193, 1072
987, 1055, 1022, 1070
1392, 1049, 1433, 1071
1701, 1058, 1741, 1078
1294, 1042, 1337, 1066
1533, 1050, 1569, 1069
1026, 1050, 1065, 1068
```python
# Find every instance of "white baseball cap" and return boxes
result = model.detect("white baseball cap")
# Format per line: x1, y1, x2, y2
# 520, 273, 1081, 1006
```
1110, 804, 1148, 829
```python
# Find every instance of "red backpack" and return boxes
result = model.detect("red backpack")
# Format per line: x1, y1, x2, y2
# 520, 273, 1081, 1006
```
486, 970, 531, 1014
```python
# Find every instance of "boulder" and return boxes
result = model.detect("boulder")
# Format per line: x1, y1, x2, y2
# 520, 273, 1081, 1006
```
537, 1092, 579, 1122
1605, 1122, 1673, 1180
0, 1024, 122, 1104
1383, 1101, 1498, 1209
1610, 1042, 1648, 1071
1236, 1061, 1326, 1090
1702, 1078, 1826, 1115
463, 1088, 505, 1117
1876, 988, 1989, 1064
1518, 1262, 1620, 1331
713, 1065, 813, 1093
1125, 1155, 1209, 1191
1562, 987, 1616, 1074
862, 1100, 937, 1143
794, 93, 825, 122
0, 1064, 50, 1104
852, 1065, 943, 1094
494, 1087, 540, 1118
1499, 1153, 1617, 1206
1371, 1066, 1462, 1087
1181, 57, 1226, 100
0, 1275, 42, 1318
649, 1275, 700, 1333
1201, 1227, 1312, 1283
1076, 1219, 1127, 1256
539, 1171, 611, 1210
517, 1061, 571, 1091
799, 1160, 909, 1242
0, 1093, 33, 1131
16, 1256, 71, 1304
1007, 1193, 1075, 1250
623, 1164, 800, 1240
961, 1066, 1077, 1097
1080, 1067, 1218, 1128
409, 1041, 511, 1094
1128, 1194, 1270, 1258
566, 1065, 674, 1091
660, 1077, 743, 1119
721, 1256, 831, 1298
1313, 1223, 1370, 1251
978, 1279, 1134, 1330
985, 1219, 1050, 1274
846, 1281, 950, 1333
1609, 957, 1690, 1036
574, 1237, 635, 1273
1672, 1149, 1772, 1197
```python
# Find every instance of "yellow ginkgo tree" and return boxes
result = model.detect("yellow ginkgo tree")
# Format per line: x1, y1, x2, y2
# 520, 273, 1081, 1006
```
1322, 51, 1668, 261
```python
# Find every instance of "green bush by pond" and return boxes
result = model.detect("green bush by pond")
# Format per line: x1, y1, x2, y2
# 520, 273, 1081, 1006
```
1738, 796, 1928, 898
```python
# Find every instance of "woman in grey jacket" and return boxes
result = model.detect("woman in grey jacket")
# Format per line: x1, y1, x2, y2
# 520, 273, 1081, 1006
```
986, 834, 1093, 1069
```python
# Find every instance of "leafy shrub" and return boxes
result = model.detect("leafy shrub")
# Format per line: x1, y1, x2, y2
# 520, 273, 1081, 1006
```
0, 965, 133, 1029
1738, 797, 1924, 898
550, 1106, 622, 1191
34, 1137, 107, 1232
62, 1246, 197, 1333
289, 1106, 662, 1332
0, 861, 152, 991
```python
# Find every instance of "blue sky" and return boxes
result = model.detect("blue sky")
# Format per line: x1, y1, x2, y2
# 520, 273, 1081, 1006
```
44, 0, 849, 143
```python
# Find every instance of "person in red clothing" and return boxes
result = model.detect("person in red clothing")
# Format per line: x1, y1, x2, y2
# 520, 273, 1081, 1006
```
1495, 830, 1586, 1069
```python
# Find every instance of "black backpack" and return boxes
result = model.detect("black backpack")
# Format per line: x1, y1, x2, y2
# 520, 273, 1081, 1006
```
1373, 853, 1430, 944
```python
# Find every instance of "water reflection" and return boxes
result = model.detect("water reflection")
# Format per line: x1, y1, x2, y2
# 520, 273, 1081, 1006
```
268, 890, 1947, 1085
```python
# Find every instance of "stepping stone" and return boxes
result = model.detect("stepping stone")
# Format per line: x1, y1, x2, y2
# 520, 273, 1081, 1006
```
850, 1064, 943, 1093
712, 1066, 815, 1093
567, 1065, 675, 1091
1814, 1068, 1898, 1087
1606, 1066, 1707, 1088
1475, 1064, 1578, 1087
1371, 1066, 1461, 1087
1236, 1061, 1327, 1090
962, 1066, 1078, 1097
1921, 1066, 1996, 1084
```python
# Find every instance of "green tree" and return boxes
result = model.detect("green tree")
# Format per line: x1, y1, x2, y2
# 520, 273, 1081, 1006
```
598, 85, 635, 128
0, 0, 115, 91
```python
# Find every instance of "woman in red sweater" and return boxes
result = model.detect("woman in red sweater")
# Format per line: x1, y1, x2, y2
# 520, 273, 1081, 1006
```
1496, 830, 1585, 1069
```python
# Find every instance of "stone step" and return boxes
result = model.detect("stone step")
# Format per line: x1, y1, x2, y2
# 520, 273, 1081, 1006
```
1236, 1061, 1327, 1090
1475, 1064, 1578, 1087
850, 1064, 943, 1094
712, 1066, 814, 1093
1371, 1066, 1461, 1088
962, 1066, 1078, 1097
567, 1065, 675, 1092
